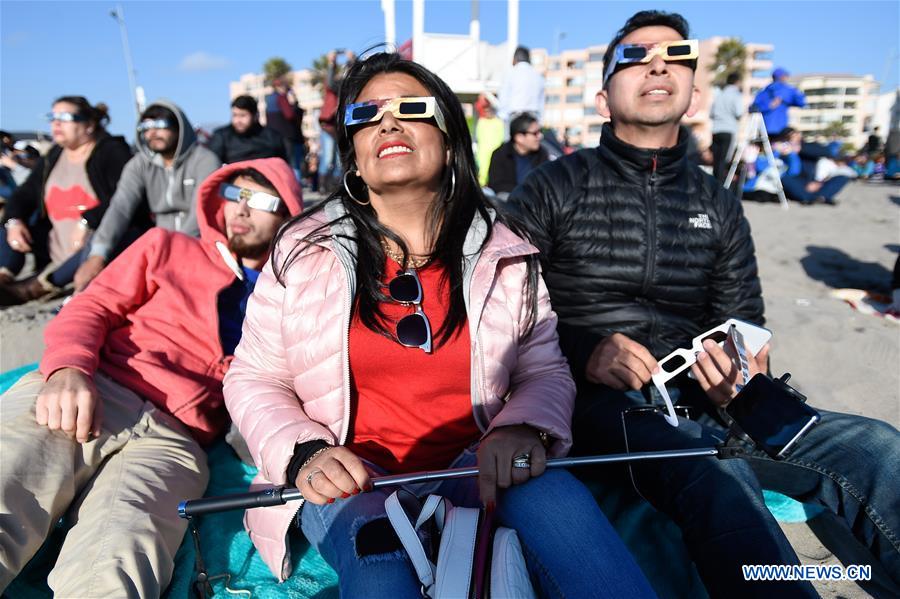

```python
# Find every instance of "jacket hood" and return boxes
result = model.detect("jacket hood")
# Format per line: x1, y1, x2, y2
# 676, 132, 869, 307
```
195, 158, 303, 248
136, 99, 199, 167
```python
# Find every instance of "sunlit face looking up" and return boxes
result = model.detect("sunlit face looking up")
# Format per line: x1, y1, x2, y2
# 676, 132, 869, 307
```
223, 175, 287, 260
349, 73, 449, 199
49, 102, 93, 149
597, 26, 700, 129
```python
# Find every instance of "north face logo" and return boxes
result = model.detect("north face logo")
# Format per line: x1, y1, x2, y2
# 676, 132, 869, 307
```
689, 213, 711, 229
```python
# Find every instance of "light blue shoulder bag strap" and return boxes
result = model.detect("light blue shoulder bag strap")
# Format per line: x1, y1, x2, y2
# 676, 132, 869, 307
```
385, 490, 448, 598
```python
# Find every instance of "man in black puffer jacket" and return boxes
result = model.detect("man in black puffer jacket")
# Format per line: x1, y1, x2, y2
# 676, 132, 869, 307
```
510, 10, 900, 598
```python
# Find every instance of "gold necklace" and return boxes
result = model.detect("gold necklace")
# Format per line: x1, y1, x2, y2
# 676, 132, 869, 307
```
380, 239, 431, 269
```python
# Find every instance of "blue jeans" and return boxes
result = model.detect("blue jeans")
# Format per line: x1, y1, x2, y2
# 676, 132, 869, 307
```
300, 448, 656, 598
573, 383, 900, 596
781, 175, 849, 204
318, 130, 341, 182
286, 140, 306, 182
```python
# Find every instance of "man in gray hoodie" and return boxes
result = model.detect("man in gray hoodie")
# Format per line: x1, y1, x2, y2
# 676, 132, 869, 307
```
73, 99, 220, 290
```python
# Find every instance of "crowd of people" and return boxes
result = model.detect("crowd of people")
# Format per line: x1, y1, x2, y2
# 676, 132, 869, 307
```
0, 9, 898, 599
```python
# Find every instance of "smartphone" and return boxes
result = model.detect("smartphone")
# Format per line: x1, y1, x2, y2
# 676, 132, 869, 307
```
725, 373, 820, 458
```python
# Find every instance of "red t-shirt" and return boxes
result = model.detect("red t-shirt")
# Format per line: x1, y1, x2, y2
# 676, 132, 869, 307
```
346, 256, 478, 473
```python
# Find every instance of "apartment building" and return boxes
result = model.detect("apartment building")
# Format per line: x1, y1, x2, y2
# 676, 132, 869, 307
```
787, 74, 880, 149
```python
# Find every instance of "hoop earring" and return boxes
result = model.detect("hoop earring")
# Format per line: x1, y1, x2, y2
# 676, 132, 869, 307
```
447, 169, 456, 203
343, 170, 370, 206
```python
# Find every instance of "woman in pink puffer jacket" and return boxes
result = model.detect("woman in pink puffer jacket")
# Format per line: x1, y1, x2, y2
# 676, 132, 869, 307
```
223, 52, 655, 598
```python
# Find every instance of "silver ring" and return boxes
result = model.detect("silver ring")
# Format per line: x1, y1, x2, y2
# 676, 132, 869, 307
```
10, 240, 19, 247
512, 453, 531, 469
305, 469, 322, 486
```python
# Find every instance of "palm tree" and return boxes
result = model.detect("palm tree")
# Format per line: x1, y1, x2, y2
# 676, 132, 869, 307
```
263, 57, 293, 86
710, 38, 747, 87
309, 53, 331, 90
823, 120, 850, 140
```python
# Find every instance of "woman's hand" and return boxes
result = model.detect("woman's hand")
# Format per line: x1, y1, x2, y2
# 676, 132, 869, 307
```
70, 224, 90, 251
6, 221, 32, 253
296, 446, 371, 505
477, 424, 547, 509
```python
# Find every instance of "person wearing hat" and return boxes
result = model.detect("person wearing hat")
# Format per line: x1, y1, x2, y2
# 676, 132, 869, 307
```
751, 67, 806, 138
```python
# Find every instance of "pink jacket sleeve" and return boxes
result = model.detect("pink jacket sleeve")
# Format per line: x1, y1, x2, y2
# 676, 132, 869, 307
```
483, 265, 576, 457
40, 229, 162, 380
223, 259, 335, 485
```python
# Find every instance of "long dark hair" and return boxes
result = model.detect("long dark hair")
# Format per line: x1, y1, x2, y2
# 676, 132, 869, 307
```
273, 51, 538, 347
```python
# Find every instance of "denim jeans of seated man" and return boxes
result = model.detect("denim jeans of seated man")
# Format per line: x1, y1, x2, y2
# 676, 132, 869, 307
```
572, 381, 900, 598
299, 446, 657, 599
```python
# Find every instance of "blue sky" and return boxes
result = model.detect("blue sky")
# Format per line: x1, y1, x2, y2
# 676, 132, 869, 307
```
2, 0, 897, 138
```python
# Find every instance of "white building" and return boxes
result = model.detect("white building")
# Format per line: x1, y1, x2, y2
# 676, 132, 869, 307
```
871, 87, 900, 135
788, 74, 880, 149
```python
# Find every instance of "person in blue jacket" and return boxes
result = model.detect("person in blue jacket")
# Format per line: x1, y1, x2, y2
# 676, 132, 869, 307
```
752, 67, 806, 138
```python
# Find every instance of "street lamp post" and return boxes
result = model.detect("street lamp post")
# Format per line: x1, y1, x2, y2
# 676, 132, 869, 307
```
554, 28, 567, 56
109, 4, 143, 120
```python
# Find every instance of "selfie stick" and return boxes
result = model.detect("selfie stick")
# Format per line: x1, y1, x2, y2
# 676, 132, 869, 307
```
178, 447, 727, 518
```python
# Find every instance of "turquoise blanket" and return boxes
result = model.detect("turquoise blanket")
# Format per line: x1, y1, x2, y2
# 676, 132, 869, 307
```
2, 365, 820, 599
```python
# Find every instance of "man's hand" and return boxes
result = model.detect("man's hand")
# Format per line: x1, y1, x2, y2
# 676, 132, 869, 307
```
35, 368, 102, 443
74, 255, 106, 292
477, 424, 546, 509
585, 333, 659, 390
296, 446, 370, 505
691, 339, 771, 407
6, 221, 33, 253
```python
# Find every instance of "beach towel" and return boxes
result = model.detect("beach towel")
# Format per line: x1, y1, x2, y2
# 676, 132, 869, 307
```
1, 365, 819, 599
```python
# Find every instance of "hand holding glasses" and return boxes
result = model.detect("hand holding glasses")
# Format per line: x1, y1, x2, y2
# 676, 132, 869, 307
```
651, 319, 772, 426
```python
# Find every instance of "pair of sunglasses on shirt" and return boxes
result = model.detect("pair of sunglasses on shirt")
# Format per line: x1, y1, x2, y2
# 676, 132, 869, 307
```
137, 118, 175, 132
46, 112, 87, 123
219, 183, 283, 213
387, 269, 432, 353
344, 96, 448, 135
650, 318, 771, 426
604, 39, 699, 85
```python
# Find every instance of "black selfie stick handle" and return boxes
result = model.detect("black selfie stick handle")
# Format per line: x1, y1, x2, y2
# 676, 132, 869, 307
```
178, 448, 721, 518
178, 486, 286, 518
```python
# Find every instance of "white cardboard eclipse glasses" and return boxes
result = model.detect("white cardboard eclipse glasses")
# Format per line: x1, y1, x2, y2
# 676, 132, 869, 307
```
651, 318, 772, 427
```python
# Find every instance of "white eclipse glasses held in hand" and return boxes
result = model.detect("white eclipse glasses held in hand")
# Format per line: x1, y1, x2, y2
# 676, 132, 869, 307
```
651, 318, 772, 427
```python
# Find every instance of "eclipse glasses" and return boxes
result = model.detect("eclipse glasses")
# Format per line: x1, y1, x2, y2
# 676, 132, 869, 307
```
651, 318, 771, 426
604, 39, 699, 85
344, 96, 448, 134
46, 112, 87, 123
219, 183, 283, 213
137, 118, 175, 132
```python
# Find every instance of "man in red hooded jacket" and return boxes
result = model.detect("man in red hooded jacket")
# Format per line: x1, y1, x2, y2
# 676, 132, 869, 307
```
0, 157, 302, 597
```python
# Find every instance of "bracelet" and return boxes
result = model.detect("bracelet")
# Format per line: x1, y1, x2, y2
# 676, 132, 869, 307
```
4, 218, 21, 230
538, 431, 551, 449
300, 447, 331, 472
77, 218, 91, 231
